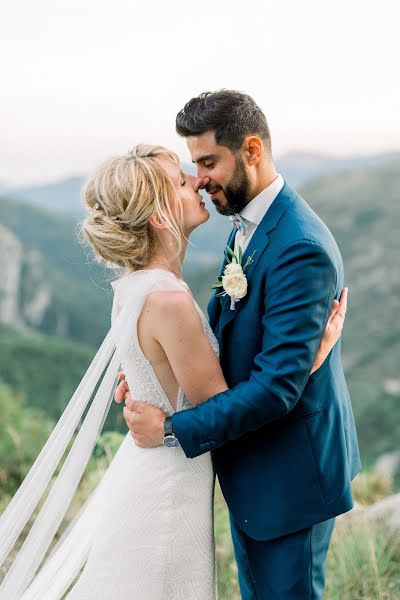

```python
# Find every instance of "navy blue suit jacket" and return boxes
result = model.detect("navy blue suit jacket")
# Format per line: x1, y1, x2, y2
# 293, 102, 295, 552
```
172, 182, 361, 541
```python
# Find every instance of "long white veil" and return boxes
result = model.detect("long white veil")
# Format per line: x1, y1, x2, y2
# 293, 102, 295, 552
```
0, 269, 186, 600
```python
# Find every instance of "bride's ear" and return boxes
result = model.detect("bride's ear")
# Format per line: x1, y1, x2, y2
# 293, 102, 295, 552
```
149, 215, 168, 230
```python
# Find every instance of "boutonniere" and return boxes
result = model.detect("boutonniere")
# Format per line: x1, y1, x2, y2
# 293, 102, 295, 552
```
211, 245, 257, 310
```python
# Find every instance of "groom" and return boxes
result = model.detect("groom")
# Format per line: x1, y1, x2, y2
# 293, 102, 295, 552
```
117, 90, 361, 599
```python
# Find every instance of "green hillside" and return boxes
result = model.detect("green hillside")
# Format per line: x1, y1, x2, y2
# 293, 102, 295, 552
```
0, 196, 112, 345
0, 325, 124, 433
302, 164, 400, 466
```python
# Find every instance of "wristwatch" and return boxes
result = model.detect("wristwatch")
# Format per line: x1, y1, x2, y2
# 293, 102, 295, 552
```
163, 416, 181, 448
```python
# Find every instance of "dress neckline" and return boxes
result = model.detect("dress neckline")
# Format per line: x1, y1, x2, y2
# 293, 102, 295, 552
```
111, 268, 189, 291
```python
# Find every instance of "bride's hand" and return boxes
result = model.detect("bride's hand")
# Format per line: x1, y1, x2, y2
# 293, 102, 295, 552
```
311, 287, 348, 374
115, 372, 132, 404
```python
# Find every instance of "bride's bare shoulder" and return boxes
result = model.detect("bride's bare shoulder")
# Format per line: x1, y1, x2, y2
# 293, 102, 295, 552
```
140, 290, 201, 340
145, 289, 195, 314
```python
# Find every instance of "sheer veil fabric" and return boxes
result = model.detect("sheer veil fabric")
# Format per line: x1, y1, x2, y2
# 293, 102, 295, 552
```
0, 269, 195, 600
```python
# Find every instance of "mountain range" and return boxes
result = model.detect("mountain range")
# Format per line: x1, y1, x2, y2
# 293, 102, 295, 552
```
4, 150, 400, 220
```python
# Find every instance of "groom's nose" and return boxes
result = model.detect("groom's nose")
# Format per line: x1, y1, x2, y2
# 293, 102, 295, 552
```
195, 176, 210, 192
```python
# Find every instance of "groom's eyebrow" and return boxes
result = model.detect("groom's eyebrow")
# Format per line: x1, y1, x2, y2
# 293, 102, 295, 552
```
192, 153, 217, 164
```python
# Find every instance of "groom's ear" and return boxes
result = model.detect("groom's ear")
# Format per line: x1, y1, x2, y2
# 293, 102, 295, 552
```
243, 136, 263, 166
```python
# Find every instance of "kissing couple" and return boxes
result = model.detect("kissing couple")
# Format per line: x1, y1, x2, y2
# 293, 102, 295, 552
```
0, 90, 360, 600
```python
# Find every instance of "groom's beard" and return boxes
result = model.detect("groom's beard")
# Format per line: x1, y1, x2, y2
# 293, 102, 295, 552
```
207, 156, 251, 216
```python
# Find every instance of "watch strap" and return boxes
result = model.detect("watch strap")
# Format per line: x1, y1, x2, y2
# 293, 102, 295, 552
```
164, 416, 174, 437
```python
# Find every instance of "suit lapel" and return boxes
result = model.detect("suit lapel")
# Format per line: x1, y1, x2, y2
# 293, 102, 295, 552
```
218, 182, 299, 335
219, 228, 236, 276
207, 227, 236, 331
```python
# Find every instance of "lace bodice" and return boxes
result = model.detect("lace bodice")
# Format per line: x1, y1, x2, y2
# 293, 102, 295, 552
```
111, 269, 220, 416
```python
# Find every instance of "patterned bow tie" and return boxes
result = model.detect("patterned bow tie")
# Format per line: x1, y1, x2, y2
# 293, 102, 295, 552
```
228, 213, 246, 235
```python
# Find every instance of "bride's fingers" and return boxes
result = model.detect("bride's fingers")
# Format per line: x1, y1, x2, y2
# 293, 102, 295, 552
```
332, 288, 348, 327
337, 287, 348, 320
117, 371, 126, 381
114, 380, 129, 403
329, 288, 348, 341
124, 392, 133, 407
328, 299, 340, 324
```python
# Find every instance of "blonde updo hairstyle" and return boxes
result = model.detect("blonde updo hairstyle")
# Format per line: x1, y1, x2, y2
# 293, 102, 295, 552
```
81, 144, 184, 271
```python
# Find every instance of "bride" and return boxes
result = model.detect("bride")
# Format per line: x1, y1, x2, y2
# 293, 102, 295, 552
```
0, 144, 345, 599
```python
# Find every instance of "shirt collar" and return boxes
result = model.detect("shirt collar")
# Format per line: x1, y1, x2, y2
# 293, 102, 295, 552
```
239, 174, 284, 226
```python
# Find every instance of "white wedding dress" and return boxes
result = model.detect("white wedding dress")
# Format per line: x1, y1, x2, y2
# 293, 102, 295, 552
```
65, 269, 218, 599
0, 269, 218, 600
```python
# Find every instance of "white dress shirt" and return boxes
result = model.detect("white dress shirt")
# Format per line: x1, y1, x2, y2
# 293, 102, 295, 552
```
233, 174, 284, 256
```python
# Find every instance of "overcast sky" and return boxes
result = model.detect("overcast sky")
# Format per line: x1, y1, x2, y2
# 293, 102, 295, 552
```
1, 0, 399, 185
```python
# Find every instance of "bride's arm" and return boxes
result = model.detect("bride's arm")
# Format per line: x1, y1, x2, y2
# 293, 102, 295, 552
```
147, 291, 228, 405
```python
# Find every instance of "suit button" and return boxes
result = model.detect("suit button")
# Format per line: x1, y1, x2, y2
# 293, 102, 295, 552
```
200, 443, 205, 451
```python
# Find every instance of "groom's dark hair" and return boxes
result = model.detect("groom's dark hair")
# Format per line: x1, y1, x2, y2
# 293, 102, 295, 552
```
176, 90, 271, 153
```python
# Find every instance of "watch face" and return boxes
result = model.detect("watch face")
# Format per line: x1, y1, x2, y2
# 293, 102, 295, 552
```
164, 435, 180, 448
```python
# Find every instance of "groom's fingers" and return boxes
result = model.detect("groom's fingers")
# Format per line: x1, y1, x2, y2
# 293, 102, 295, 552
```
123, 405, 144, 434
130, 400, 146, 413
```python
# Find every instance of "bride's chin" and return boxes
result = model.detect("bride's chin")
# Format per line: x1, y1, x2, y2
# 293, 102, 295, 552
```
198, 211, 210, 226
187, 212, 210, 232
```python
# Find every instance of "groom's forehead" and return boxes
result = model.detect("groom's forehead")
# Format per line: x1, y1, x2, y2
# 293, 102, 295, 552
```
187, 132, 226, 163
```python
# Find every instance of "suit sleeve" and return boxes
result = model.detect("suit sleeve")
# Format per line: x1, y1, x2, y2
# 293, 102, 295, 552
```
172, 239, 338, 458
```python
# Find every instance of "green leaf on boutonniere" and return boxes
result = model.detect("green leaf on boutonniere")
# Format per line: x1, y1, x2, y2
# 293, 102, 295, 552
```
243, 250, 257, 271
225, 245, 237, 262
224, 249, 232, 263
216, 290, 227, 297
211, 282, 223, 289
238, 244, 243, 265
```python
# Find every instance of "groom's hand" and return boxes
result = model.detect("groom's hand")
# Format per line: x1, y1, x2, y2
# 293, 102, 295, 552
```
123, 401, 166, 448
115, 373, 166, 446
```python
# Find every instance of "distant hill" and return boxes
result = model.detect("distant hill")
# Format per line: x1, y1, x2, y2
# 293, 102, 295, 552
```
0, 197, 112, 346
276, 150, 400, 188
4, 151, 400, 220
3, 176, 85, 218
302, 163, 400, 465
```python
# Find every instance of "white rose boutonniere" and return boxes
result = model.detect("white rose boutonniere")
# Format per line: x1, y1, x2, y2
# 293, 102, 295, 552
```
212, 245, 256, 310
